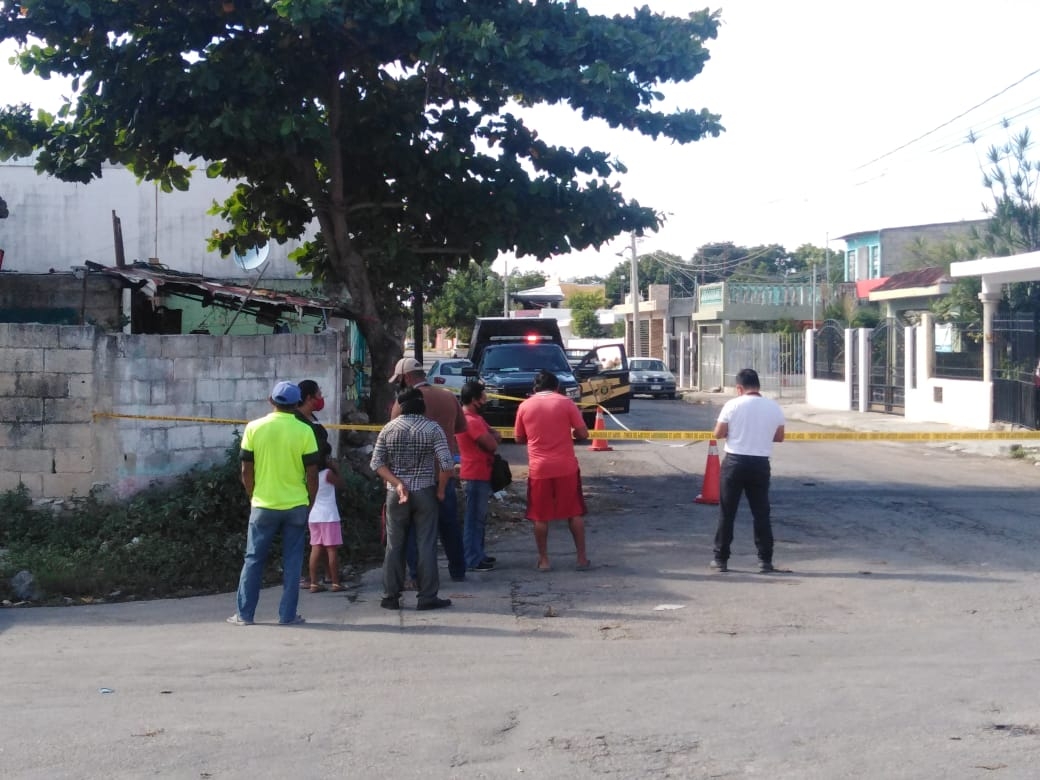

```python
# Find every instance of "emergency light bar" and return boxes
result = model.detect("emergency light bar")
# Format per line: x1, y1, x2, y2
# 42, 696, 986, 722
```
488, 334, 552, 343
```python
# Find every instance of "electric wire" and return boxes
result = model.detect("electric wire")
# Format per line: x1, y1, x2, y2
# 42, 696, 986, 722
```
853, 66, 1040, 171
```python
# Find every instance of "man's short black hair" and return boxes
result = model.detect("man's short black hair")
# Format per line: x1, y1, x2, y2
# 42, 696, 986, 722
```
735, 368, 761, 390
298, 379, 319, 401
397, 386, 426, 416
533, 369, 559, 393
461, 380, 485, 405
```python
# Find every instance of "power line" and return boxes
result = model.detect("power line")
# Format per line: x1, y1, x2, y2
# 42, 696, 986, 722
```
854, 66, 1040, 171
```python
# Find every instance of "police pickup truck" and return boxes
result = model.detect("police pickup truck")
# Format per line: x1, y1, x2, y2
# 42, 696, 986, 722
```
464, 318, 630, 427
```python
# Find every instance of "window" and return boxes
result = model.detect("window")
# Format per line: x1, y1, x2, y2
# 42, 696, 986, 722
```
869, 245, 881, 278
846, 250, 857, 281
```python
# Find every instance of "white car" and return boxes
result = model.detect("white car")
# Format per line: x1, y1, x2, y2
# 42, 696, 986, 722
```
628, 358, 677, 399
427, 358, 473, 394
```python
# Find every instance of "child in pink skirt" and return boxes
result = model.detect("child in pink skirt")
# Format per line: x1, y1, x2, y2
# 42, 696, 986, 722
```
308, 462, 344, 592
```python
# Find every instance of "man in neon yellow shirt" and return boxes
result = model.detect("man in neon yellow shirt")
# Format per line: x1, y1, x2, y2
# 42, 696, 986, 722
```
228, 381, 321, 626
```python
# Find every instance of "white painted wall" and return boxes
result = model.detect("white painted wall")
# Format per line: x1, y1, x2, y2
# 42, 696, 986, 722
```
1, 157, 310, 279
804, 324, 995, 429
804, 328, 854, 410
904, 378, 993, 429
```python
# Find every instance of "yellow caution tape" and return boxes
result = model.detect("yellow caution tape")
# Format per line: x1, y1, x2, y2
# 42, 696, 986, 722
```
92, 412, 1040, 441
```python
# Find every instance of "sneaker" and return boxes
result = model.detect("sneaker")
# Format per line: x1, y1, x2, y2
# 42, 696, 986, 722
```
279, 614, 306, 625
467, 561, 495, 572
482, 556, 497, 564
416, 597, 452, 611
758, 561, 775, 573
380, 596, 401, 610
226, 614, 253, 626
710, 559, 728, 573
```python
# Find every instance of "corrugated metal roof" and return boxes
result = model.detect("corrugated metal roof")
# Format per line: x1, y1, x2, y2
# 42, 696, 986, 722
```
869, 266, 950, 292
87, 261, 353, 320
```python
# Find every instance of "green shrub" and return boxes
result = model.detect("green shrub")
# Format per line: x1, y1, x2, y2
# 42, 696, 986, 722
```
0, 435, 385, 603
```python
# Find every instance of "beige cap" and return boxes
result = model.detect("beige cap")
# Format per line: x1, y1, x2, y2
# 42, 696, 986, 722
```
390, 357, 423, 383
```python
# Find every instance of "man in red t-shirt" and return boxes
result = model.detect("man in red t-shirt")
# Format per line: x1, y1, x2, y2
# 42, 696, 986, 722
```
514, 370, 591, 572
456, 380, 501, 572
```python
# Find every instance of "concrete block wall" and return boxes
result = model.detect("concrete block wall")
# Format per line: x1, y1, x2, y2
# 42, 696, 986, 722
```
0, 323, 98, 497
0, 323, 342, 500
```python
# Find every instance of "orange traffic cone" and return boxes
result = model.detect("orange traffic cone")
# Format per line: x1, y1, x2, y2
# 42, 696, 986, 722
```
588, 407, 613, 451
694, 439, 721, 504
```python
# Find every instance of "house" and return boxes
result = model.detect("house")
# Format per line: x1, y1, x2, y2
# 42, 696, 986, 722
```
0, 156, 308, 280
508, 278, 606, 311
838, 220, 986, 286
867, 266, 955, 319
0, 156, 342, 337
613, 281, 818, 392
507, 277, 611, 344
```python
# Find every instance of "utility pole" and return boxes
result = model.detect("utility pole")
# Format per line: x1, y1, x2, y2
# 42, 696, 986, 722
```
630, 233, 641, 358
413, 282, 424, 363
503, 260, 509, 318
811, 263, 817, 330
825, 231, 830, 287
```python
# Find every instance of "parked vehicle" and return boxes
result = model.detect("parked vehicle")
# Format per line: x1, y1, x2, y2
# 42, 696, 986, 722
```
427, 358, 472, 395
464, 317, 630, 427
628, 357, 677, 399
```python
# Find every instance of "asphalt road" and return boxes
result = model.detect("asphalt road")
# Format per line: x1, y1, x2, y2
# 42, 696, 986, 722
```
3, 397, 1040, 778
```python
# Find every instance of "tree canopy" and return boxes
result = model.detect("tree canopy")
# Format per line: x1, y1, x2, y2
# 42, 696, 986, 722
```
565, 290, 608, 338
974, 124, 1040, 258
426, 260, 503, 342
0, 1, 723, 418
602, 250, 694, 303
975, 123, 1040, 313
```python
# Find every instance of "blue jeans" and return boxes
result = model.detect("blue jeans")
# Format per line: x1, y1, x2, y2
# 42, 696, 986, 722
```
383, 486, 440, 601
235, 505, 309, 623
463, 479, 492, 568
406, 478, 466, 580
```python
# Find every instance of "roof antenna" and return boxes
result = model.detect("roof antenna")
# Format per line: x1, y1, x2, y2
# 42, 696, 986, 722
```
224, 244, 271, 334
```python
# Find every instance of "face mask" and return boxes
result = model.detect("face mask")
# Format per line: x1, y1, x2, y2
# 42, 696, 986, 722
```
312, 397, 325, 412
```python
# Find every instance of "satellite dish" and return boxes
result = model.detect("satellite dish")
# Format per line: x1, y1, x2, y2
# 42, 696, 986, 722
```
232, 243, 270, 271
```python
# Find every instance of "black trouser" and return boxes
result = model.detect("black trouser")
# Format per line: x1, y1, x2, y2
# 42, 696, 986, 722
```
713, 454, 773, 563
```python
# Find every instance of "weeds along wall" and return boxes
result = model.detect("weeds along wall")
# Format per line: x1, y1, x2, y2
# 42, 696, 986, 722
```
0, 323, 342, 500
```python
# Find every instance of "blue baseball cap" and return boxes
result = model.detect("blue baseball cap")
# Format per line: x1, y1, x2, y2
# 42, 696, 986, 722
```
270, 381, 301, 406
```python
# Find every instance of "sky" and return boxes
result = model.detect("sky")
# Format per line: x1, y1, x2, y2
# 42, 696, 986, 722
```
4, 1, 1040, 281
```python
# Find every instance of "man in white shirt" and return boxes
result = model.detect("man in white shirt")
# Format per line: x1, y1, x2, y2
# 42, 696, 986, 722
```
710, 368, 785, 573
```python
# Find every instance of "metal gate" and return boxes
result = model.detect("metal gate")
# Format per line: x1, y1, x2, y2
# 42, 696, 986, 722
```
724, 331, 805, 399
993, 378, 1039, 429
868, 318, 905, 415
991, 313, 1040, 429
699, 325, 723, 390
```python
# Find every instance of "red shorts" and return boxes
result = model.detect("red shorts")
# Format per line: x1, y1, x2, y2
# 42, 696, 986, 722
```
525, 471, 586, 522
308, 522, 342, 547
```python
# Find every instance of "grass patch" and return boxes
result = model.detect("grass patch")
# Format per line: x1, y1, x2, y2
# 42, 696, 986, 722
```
0, 437, 385, 604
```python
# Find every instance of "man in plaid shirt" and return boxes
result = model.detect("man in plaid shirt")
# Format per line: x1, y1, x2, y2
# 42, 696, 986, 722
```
370, 387, 455, 611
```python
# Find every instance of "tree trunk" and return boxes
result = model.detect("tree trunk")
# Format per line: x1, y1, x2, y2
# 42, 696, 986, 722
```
325, 242, 406, 423
315, 175, 407, 423
358, 314, 404, 423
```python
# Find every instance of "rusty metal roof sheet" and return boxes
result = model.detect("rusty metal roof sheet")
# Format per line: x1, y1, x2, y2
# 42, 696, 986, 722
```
86, 261, 353, 320
869, 266, 950, 292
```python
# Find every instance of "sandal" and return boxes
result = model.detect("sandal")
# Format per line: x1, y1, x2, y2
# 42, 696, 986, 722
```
309, 584, 327, 593
329, 583, 346, 592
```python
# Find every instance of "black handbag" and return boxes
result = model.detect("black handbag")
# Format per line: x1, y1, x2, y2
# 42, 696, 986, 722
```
491, 453, 513, 491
